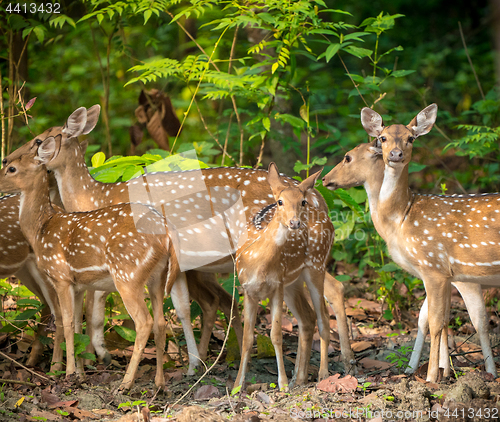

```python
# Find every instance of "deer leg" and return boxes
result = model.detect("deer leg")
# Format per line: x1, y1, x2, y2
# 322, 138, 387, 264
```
147, 267, 168, 389
284, 280, 315, 387
170, 272, 201, 374
303, 269, 330, 381
187, 271, 219, 361
454, 282, 497, 377
73, 289, 85, 376
54, 281, 77, 377
234, 294, 258, 389
116, 280, 153, 391
324, 273, 356, 374
89, 290, 110, 365
269, 284, 288, 391
423, 274, 451, 382
407, 296, 428, 374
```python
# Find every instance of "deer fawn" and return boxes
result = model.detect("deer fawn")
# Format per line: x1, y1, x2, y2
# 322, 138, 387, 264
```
347, 104, 500, 382
0, 144, 180, 391
8, 105, 355, 380
323, 141, 497, 377
234, 163, 332, 390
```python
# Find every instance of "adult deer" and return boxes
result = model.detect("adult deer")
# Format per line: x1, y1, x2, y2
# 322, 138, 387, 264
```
343, 104, 500, 382
322, 142, 496, 377
235, 164, 332, 390
0, 146, 179, 391
7, 106, 355, 381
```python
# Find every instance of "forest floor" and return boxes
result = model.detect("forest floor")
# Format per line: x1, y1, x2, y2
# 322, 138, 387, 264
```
1, 274, 500, 422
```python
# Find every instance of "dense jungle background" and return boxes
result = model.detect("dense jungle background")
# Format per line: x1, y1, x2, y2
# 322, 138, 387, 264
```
1, 0, 500, 421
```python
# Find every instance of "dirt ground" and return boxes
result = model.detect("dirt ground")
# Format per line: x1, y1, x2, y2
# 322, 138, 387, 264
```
1, 280, 500, 422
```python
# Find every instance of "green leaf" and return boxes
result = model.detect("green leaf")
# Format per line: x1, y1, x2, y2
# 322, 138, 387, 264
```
343, 45, 372, 59
262, 117, 271, 131
114, 325, 136, 342
91, 152, 106, 168
380, 262, 400, 273
324, 43, 341, 63
391, 69, 416, 78
271, 62, 279, 74
335, 274, 352, 282
33, 26, 45, 43
144, 9, 152, 24
408, 162, 426, 173
80, 352, 96, 361
300, 105, 309, 124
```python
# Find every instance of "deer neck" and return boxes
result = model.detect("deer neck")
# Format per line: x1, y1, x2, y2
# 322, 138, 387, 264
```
18, 174, 55, 249
363, 173, 383, 234
51, 155, 105, 212
377, 164, 414, 237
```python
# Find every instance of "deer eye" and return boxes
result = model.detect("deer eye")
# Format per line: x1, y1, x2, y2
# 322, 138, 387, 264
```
408, 136, 415, 143
301, 199, 307, 206
379, 136, 387, 143
35, 139, 42, 145
8, 167, 16, 173
345, 155, 352, 163
277, 200, 283, 206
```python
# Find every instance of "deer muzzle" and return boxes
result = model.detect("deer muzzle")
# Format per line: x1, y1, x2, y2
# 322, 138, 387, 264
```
389, 148, 404, 162
289, 218, 301, 229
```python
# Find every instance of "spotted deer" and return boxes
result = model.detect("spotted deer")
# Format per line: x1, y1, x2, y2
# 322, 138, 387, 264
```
346, 104, 500, 382
0, 194, 64, 368
0, 146, 180, 391
234, 163, 332, 390
322, 141, 497, 377
7, 106, 355, 380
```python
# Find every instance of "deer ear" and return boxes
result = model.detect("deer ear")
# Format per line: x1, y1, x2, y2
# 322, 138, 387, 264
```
361, 107, 384, 137
62, 107, 87, 138
407, 103, 438, 138
37, 136, 59, 164
83, 105, 101, 135
267, 162, 286, 197
299, 168, 322, 193
79, 139, 89, 154
368, 142, 382, 156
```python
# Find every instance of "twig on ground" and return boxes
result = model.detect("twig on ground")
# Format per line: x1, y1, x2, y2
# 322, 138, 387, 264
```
0, 378, 36, 387
0, 350, 50, 382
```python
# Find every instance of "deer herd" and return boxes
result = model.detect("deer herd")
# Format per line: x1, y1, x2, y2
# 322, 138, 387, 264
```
1, 102, 497, 392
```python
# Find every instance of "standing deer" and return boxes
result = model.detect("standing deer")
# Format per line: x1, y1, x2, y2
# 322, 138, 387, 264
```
323, 141, 497, 377
235, 163, 332, 390
345, 104, 500, 382
0, 147, 179, 391
7, 106, 355, 381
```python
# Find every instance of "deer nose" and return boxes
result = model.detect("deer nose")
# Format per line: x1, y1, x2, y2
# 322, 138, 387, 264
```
289, 219, 301, 229
389, 148, 403, 162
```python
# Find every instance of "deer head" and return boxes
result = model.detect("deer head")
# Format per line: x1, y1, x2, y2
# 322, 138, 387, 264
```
3, 105, 100, 167
0, 153, 47, 195
322, 142, 383, 190
267, 162, 322, 229
360, 104, 437, 167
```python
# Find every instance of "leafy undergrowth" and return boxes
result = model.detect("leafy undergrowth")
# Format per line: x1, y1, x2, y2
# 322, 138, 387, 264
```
1, 276, 500, 421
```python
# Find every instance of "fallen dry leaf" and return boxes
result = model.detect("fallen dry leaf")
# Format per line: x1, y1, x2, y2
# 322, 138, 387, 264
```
193, 385, 220, 401
351, 341, 374, 352
317, 373, 358, 393
359, 358, 393, 370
